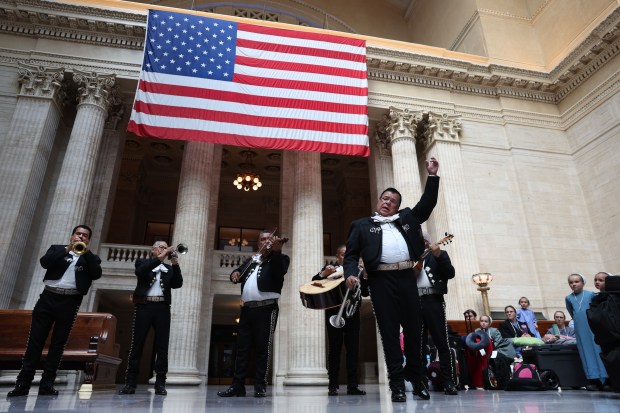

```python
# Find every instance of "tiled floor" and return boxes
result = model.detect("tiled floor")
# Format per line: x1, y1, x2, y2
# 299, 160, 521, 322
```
0, 384, 618, 413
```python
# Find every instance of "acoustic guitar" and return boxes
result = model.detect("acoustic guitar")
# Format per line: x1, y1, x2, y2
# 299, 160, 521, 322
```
299, 270, 347, 310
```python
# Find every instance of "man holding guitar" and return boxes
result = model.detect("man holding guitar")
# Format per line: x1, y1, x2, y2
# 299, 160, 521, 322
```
343, 157, 440, 403
416, 232, 457, 395
312, 245, 365, 396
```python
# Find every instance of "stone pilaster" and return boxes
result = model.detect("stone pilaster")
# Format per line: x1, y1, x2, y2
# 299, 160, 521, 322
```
166, 141, 218, 385
418, 112, 481, 318
387, 107, 424, 206
0, 63, 66, 308
283, 151, 328, 386
25, 69, 119, 308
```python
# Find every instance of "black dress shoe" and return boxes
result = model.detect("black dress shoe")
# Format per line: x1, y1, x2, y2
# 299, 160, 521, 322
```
254, 388, 266, 398
328, 387, 338, 396
217, 386, 246, 397
391, 389, 406, 402
413, 381, 430, 400
7, 384, 29, 397
347, 387, 366, 395
118, 385, 136, 395
38, 385, 58, 396
443, 382, 458, 395
154, 385, 167, 395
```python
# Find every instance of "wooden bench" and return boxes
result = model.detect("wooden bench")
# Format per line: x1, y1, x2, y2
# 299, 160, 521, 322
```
0, 310, 122, 391
447, 319, 555, 337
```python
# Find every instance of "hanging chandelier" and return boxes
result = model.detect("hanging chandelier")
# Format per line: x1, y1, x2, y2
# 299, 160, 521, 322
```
233, 150, 263, 191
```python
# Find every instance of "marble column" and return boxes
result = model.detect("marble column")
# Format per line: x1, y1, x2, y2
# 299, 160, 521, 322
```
0, 63, 66, 308
369, 117, 394, 207
273, 150, 296, 386
283, 151, 328, 386
85, 104, 127, 252
25, 69, 119, 309
166, 141, 218, 385
418, 112, 481, 318
388, 107, 423, 206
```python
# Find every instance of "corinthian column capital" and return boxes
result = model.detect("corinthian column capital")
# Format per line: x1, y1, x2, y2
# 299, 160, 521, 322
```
389, 106, 424, 144
421, 111, 463, 146
73, 69, 118, 110
17, 62, 66, 103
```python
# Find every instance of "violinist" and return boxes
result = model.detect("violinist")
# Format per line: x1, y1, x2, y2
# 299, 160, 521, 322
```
218, 231, 290, 399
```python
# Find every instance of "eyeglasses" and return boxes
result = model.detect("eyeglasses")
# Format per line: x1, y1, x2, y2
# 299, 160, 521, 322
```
156, 245, 167, 250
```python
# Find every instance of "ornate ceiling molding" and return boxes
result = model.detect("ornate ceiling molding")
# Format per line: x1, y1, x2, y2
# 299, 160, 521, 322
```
368, 7, 620, 104
0, 0, 617, 106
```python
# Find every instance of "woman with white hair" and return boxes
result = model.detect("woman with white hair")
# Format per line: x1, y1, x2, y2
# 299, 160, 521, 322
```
566, 273, 609, 391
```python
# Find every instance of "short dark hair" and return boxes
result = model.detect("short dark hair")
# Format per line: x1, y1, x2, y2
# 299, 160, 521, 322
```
72, 225, 92, 239
504, 305, 516, 313
380, 187, 402, 207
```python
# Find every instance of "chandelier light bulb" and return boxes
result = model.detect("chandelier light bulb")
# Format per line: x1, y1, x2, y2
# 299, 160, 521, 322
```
244, 186, 250, 192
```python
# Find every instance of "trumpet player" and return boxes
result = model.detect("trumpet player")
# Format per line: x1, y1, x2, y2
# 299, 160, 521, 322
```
312, 245, 365, 396
8, 225, 102, 398
119, 241, 183, 396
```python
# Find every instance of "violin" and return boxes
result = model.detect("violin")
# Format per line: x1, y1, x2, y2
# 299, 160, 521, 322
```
231, 230, 289, 284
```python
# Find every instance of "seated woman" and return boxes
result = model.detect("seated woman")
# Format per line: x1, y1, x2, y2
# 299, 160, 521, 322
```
543, 310, 576, 344
499, 305, 534, 356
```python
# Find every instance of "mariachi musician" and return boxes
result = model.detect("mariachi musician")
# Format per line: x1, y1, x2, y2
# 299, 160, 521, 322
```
312, 245, 365, 396
218, 230, 290, 399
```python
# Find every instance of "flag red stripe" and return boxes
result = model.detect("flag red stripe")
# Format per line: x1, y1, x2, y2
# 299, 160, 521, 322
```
235, 56, 366, 79
238, 22, 366, 48
133, 100, 368, 135
232, 73, 367, 96
128, 121, 370, 157
236, 38, 366, 63
139, 80, 368, 115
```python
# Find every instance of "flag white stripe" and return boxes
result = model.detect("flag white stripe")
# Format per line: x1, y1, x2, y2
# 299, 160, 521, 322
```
236, 47, 367, 71
133, 112, 369, 144
235, 64, 367, 88
141, 72, 368, 106
135, 89, 368, 125
237, 29, 366, 56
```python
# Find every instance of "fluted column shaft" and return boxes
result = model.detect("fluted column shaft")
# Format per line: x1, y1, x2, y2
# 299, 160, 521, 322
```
274, 151, 296, 386
25, 70, 117, 309
0, 64, 65, 307
85, 106, 126, 252
166, 141, 216, 385
421, 113, 480, 318
283, 151, 328, 386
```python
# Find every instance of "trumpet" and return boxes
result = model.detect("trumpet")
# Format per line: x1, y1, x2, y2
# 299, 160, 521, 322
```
329, 267, 363, 329
73, 241, 88, 255
168, 243, 189, 259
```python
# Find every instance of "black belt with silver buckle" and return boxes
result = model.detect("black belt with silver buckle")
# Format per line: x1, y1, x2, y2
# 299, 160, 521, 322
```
146, 296, 166, 302
418, 287, 441, 296
44, 285, 81, 295
375, 260, 415, 271
243, 298, 278, 308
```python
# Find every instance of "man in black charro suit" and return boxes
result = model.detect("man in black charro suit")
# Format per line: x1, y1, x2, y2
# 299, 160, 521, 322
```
343, 157, 440, 402
218, 231, 289, 398
312, 245, 365, 396
119, 241, 183, 396
416, 232, 457, 395
7, 225, 102, 398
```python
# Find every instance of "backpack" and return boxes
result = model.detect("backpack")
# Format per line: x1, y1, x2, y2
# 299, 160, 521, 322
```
505, 362, 545, 391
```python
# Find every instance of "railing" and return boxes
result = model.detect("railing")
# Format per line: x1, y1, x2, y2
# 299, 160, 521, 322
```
99, 243, 338, 277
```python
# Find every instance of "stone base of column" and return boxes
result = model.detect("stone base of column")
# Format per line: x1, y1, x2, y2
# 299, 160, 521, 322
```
155, 368, 202, 385
283, 368, 328, 386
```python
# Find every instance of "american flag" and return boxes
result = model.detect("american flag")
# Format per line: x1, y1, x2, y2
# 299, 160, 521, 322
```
128, 9, 369, 157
